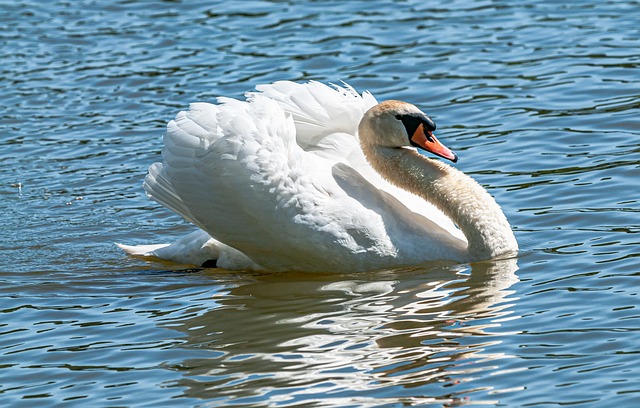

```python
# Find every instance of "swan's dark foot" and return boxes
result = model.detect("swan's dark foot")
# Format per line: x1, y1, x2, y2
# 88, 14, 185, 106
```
201, 259, 218, 268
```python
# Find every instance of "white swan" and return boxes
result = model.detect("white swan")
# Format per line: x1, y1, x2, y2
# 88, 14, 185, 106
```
118, 81, 517, 271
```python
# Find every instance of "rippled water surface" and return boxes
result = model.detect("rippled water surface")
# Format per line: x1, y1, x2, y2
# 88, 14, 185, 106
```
1, 0, 639, 406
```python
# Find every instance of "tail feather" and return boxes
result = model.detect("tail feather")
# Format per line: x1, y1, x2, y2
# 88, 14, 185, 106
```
117, 230, 258, 269
115, 242, 169, 257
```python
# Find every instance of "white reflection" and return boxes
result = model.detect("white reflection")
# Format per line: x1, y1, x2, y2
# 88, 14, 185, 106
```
166, 258, 519, 405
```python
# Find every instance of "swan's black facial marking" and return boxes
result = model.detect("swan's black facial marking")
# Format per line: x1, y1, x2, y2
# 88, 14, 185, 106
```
395, 113, 437, 147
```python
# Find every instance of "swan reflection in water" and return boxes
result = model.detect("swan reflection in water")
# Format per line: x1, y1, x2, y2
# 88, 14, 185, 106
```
162, 258, 520, 405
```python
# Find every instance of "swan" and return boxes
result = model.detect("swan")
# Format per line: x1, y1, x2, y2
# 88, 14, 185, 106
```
118, 81, 517, 271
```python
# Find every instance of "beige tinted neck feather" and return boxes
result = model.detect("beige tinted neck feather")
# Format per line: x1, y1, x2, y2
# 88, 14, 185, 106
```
362, 141, 518, 260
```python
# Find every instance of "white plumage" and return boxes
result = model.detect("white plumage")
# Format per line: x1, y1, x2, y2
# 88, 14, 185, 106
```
118, 81, 517, 271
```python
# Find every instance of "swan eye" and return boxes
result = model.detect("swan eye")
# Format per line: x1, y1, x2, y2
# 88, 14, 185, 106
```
396, 113, 436, 133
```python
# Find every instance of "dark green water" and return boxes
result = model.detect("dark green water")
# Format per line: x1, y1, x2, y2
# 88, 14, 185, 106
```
1, 0, 638, 406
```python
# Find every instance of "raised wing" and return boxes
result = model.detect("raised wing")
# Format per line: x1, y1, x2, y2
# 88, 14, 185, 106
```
143, 94, 395, 271
249, 81, 377, 161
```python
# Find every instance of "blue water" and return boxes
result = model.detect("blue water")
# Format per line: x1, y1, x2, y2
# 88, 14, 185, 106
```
1, 0, 638, 406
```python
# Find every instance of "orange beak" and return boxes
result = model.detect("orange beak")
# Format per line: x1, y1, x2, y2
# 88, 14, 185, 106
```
411, 123, 458, 163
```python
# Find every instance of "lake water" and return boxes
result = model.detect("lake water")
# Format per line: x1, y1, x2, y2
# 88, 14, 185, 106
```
1, 0, 638, 406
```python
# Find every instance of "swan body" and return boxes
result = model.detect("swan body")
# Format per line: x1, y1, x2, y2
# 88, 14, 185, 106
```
118, 81, 517, 271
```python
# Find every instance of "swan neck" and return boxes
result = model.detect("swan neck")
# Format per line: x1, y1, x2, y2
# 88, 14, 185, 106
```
365, 145, 518, 260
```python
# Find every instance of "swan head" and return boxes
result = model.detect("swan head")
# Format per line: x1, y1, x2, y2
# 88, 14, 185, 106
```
359, 100, 458, 163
